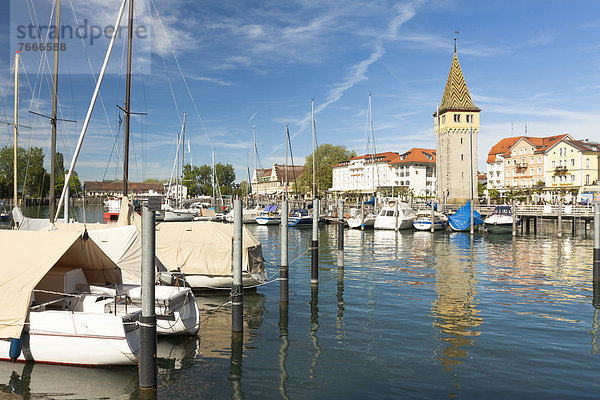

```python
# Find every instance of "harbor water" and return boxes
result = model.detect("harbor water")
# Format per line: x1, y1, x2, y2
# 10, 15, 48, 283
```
1, 206, 599, 399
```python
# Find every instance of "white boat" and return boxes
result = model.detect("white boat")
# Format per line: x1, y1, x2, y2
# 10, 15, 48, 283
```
412, 210, 448, 231
374, 201, 416, 230
255, 205, 281, 225
347, 213, 376, 229
15, 211, 201, 337
164, 209, 195, 222
51, 219, 200, 336
225, 206, 259, 224
484, 205, 518, 234
0, 230, 139, 366
155, 221, 267, 290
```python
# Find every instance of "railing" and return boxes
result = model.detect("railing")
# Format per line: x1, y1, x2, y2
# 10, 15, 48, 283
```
433, 204, 595, 217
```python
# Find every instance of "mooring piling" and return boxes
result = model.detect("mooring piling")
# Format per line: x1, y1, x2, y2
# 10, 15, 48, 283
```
311, 198, 319, 286
512, 199, 517, 237
337, 199, 344, 268
280, 200, 289, 304
232, 198, 244, 335
394, 200, 399, 232
430, 200, 435, 233
140, 204, 157, 390
557, 201, 563, 238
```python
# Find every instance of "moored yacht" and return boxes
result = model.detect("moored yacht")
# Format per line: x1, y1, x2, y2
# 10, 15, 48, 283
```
484, 205, 518, 234
374, 201, 416, 230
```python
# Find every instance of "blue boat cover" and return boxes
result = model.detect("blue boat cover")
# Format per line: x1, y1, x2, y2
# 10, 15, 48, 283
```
448, 200, 483, 231
364, 196, 375, 206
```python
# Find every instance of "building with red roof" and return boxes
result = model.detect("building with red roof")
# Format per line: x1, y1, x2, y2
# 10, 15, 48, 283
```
331, 148, 436, 196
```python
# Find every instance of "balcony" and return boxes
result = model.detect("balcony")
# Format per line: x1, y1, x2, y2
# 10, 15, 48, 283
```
554, 166, 568, 176
515, 162, 528, 171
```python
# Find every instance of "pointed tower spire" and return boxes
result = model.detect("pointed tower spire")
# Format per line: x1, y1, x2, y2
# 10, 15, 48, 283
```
437, 46, 480, 115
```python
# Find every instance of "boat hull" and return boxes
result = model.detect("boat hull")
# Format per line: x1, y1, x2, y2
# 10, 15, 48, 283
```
164, 210, 195, 222
0, 311, 139, 366
413, 218, 447, 231
347, 217, 375, 229
484, 222, 514, 234
123, 285, 200, 336
374, 217, 414, 230
255, 216, 281, 225
160, 271, 267, 290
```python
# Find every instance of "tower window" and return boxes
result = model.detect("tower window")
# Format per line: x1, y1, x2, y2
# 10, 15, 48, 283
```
461, 138, 463, 144
441, 115, 446, 124
454, 114, 461, 123
461, 154, 464, 161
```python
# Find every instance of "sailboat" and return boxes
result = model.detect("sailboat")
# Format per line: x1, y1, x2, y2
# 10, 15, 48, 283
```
0, 21, 143, 366
40, 0, 200, 336
164, 113, 195, 222
348, 94, 378, 229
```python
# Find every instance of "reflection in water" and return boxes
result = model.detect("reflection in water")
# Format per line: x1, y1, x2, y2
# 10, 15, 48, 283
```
309, 287, 321, 378
336, 264, 345, 340
592, 309, 600, 354
196, 292, 266, 359
278, 304, 290, 400
431, 233, 482, 370
229, 334, 244, 400
0, 361, 137, 399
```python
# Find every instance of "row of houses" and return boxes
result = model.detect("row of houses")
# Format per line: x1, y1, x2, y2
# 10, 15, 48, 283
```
486, 134, 600, 192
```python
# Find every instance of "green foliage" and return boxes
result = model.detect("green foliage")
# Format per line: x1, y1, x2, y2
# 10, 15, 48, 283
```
297, 144, 357, 196
0, 146, 49, 198
183, 162, 236, 197
53, 152, 82, 195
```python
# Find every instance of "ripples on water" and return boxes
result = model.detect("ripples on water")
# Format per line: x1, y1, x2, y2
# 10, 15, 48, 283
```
1, 208, 599, 399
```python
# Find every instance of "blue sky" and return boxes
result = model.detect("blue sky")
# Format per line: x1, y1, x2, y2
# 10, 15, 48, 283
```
1, 0, 599, 185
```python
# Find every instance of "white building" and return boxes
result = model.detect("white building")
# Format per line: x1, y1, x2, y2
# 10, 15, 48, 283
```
331, 148, 436, 197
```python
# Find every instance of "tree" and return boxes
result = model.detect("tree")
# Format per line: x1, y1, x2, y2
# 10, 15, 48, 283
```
53, 152, 82, 196
182, 163, 236, 197
0, 146, 49, 198
235, 180, 251, 197
215, 163, 235, 195
297, 144, 356, 196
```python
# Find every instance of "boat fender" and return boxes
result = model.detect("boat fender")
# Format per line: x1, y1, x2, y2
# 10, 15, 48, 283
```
9, 336, 22, 363
345, 213, 349, 219
388, 202, 395, 207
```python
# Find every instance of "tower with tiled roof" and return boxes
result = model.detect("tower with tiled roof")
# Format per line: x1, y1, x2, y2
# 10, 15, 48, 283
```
434, 42, 480, 204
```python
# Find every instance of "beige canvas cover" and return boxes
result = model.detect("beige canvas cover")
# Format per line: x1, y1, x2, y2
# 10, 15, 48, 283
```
51, 223, 145, 283
0, 230, 122, 339
155, 221, 264, 276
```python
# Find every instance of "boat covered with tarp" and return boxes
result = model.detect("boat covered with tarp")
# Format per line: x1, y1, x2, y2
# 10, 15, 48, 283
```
448, 200, 483, 232
0, 230, 139, 365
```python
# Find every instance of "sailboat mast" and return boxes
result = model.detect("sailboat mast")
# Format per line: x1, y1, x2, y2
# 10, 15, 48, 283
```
311, 99, 316, 199
285, 124, 289, 200
369, 93, 375, 193
212, 149, 215, 201
469, 115, 474, 234
181, 113, 186, 207
13, 52, 19, 210
49, 0, 61, 220
123, 0, 134, 197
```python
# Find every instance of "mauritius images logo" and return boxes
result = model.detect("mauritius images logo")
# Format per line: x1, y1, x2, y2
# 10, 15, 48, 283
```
9, 0, 152, 74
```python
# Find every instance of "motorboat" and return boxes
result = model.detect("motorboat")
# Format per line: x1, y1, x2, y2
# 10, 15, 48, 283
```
163, 203, 195, 222
347, 213, 376, 229
255, 205, 281, 225
288, 209, 313, 227
155, 221, 267, 290
0, 230, 139, 366
374, 201, 416, 230
484, 205, 518, 234
412, 210, 448, 231
448, 200, 483, 232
